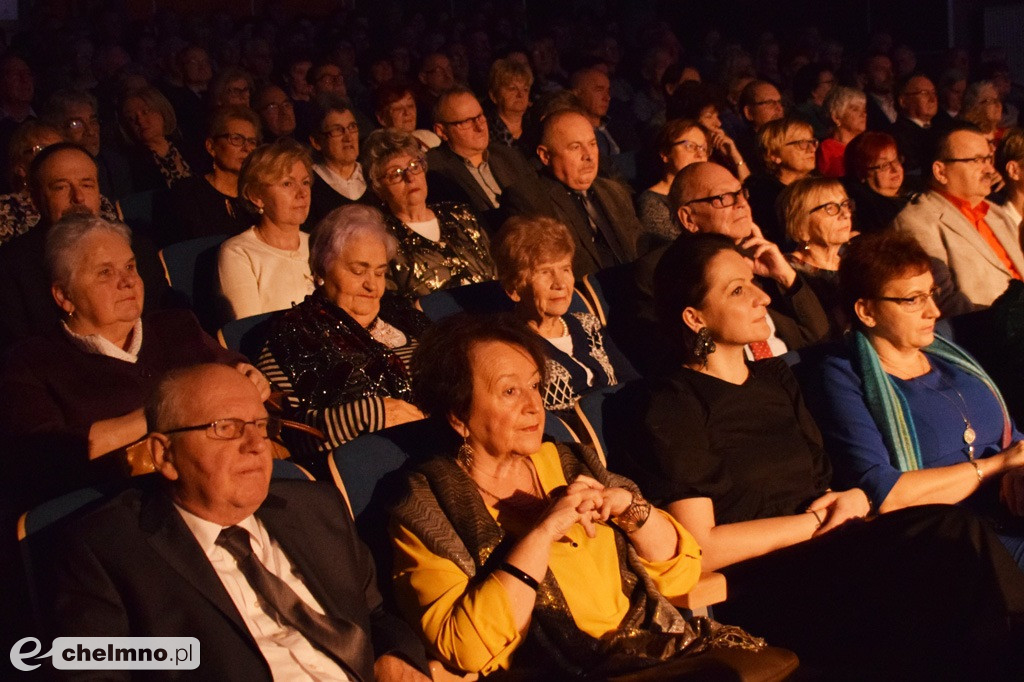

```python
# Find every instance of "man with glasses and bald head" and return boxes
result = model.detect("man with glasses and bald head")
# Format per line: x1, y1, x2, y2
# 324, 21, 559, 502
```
893, 124, 1024, 316
425, 86, 538, 234
50, 363, 430, 682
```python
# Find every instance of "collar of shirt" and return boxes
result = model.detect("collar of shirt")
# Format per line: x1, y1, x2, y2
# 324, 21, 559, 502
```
908, 116, 932, 129
936, 188, 990, 223
457, 147, 490, 169
313, 163, 365, 198
62, 317, 143, 363
175, 504, 264, 559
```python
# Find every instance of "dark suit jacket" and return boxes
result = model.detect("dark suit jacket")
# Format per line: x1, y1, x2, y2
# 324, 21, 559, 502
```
865, 94, 897, 133
426, 142, 539, 235
889, 116, 937, 180
47, 479, 428, 681
503, 174, 643, 276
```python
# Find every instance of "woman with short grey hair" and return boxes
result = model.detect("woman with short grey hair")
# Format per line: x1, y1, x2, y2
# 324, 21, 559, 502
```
818, 86, 867, 177
0, 214, 264, 508
257, 203, 431, 473
362, 128, 495, 299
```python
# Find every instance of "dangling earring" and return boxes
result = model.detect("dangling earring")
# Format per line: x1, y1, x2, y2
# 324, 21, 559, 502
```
456, 437, 474, 469
693, 327, 716, 367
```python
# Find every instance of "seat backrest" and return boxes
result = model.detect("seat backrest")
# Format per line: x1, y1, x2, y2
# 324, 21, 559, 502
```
571, 383, 629, 466
116, 189, 156, 226
419, 279, 594, 322
217, 311, 277, 361
158, 235, 229, 306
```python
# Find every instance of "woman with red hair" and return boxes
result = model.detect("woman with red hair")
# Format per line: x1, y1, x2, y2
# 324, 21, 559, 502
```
843, 131, 911, 234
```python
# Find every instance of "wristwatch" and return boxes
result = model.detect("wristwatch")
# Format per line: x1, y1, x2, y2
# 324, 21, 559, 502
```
610, 491, 652, 533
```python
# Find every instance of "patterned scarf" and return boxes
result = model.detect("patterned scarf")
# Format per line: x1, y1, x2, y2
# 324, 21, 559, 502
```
850, 330, 1012, 471
391, 442, 763, 677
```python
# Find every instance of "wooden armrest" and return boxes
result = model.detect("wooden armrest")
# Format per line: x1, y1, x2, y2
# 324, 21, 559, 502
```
429, 660, 479, 681
668, 571, 727, 611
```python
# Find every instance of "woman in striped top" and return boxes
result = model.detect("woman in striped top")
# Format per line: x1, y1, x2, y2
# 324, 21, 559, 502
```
257, 204, 430, 474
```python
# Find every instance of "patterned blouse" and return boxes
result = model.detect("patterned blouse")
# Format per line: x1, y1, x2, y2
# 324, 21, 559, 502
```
383, 201, 496, 300
0, 193, 120, 246
542, 312, 631, 412
152, 142, 192, 188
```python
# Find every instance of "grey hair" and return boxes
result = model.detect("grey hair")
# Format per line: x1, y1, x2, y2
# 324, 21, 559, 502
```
45, 214, 132, 292
41, 89, 99, 126
361, 128, 423, 193
309, 204, 397, 281
824, 86, 866, 121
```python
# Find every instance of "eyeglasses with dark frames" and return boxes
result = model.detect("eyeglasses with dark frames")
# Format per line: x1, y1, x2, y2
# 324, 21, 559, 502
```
874, 286, 941, 312
939, 154, 994, 166
379, 158, 426, 185
320, 122, 359, 138
214, 133, 259, 148
441, 112, 486, 130
784, 138, 819, 152
809, 198, 855, 216
163, 417, 281, 440
868, 157, 904, 173
683, 186, 750, 209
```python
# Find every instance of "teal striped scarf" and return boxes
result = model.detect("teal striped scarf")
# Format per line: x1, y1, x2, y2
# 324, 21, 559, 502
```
851, 330, 1012, 472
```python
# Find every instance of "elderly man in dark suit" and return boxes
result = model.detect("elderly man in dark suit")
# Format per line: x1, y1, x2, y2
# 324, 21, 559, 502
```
426, 86, 538, 234
48, 363, 429, 682
503, 109, 644, 275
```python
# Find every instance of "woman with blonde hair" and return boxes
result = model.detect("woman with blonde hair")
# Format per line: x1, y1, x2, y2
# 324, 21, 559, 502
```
117, 85, 191, 191
487, 58, 534, 147
217, 139, 315, 320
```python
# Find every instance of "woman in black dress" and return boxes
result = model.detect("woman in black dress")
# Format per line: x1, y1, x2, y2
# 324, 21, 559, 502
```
607, 232, 1024, 680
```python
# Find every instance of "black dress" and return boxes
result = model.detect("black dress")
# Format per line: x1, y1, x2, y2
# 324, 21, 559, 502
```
607, 359, 1024, 680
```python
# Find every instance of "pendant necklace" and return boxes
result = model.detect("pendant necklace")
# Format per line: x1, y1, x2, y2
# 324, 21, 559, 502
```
929, 372, 977, 460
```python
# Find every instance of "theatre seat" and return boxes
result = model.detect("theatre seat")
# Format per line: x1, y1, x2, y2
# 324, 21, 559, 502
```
419, 279, 595, 322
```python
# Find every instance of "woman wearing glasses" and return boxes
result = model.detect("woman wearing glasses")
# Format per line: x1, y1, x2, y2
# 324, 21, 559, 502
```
363, 128, 495, 300
744, 117, 818, 248
842, 131, 910, 234
304, 94, 366, 231
781, 177, 855, 338
637, 119, 709, 246
160, 106, 259, 246
798, 231, 1024, 568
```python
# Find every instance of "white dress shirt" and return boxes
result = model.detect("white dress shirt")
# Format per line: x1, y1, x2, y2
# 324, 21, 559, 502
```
176, 506, 351, 681
313, 163, 367, 201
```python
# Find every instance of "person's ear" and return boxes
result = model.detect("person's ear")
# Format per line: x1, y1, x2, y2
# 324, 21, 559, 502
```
742, 105, 753, 123
52, 284, 74, 316
677, 206, 700, 233
1006, 160, 1023, 183
205, 138, 216, 157
853, 298, 878, 328
447, 413, 470, 439
309, 134, 323, 152
434, 122, 448, 142
148, 433, 180, 481
505, 285, 522, 303
932, 160, 949, 186
536, 143, 551, 166
681, 306, 705, 334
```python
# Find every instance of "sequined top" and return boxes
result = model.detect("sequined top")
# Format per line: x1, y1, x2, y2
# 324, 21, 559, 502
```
257, 290, 431, 465
384, 201, 496, 300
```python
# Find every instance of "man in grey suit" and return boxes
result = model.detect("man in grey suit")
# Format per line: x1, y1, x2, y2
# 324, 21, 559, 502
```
49, 364, 429, 681
503, 109, 644, 276
425, 87, 537, 234
893, 126, 1024, 317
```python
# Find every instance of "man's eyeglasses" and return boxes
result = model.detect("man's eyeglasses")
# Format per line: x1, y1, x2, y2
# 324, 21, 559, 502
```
868, 157, 904, 173
684, 186, 750, 209
753, 98, 783, 108
321, 122, 359, 138
903, 89, 937, 99
875, 286, 940, 312
940, 154, 994, 166
261, 100, 294, 113
785, 138, 819, 152
441, 112, 486, 130
810, 198, 855, 216
164, 417, 281, 440
379, 158, 426, 185
671, 139, 709, 155
214, 133, 259, 148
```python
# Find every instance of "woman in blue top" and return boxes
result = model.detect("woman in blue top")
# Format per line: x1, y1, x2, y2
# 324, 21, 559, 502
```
798, 230, 1024, 565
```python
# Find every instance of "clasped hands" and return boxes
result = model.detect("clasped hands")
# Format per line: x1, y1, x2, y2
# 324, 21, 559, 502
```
538, 475, 633, 542
805, 488, 871, 537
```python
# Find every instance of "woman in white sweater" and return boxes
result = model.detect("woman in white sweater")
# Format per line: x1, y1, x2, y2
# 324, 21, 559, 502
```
217, 139, 316, 320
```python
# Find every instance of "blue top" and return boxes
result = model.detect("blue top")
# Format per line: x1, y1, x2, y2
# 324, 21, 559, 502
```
800, 351, 1022, 509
